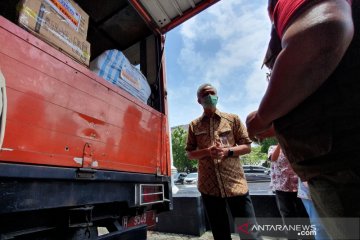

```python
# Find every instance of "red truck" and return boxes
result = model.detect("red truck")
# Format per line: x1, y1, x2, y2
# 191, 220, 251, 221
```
0, 0, 219, 239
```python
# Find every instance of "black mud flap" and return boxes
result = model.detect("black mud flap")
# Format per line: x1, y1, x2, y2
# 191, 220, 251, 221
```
98, 225, 147, 240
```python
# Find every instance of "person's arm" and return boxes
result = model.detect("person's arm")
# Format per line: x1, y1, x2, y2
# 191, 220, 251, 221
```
221, 115, 251, 158
247, 0, 354, 136
270, 144, 281, 162
188, 143, 251, 160
226, 144, 251, 157
185, 122, 216, 160
246, 111, 276, 141
186, 147, 211, 160
212, 143, 251, 159
206, 115, 252, 159
185, 122, 204, 160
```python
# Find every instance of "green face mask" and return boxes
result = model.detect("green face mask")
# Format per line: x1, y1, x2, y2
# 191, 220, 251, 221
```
201, 94, 218, 108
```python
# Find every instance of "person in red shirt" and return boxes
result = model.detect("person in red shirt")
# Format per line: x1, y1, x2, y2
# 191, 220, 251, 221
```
246, 0, 360, 239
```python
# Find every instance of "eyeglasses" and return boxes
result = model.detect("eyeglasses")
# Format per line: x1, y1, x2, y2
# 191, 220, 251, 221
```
266, 72, 271, 82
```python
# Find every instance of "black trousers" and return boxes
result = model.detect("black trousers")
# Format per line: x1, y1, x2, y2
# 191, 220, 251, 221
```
201, 192, 261, 240
275, 190, 310, 239
275, 190, 309, 222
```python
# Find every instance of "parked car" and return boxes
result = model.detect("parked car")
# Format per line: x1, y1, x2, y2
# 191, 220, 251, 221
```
174, 172, 187, 185
183, 172, 198, 184
243, 165, 271, 182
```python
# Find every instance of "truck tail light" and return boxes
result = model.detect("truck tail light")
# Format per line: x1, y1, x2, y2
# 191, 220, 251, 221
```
135, 184, 167, 205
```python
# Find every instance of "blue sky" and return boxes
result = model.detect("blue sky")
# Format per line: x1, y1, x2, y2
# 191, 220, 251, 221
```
165, 0, 271, 128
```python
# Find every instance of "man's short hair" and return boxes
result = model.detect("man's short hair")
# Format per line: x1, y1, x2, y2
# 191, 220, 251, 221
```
197, 83, 217, 97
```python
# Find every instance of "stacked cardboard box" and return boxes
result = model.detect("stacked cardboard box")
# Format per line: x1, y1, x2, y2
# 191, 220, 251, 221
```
18, 0, 91, 66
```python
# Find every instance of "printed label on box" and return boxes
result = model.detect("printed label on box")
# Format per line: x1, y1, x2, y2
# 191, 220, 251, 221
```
45, 0, 81, 31
120, 68, 141, 90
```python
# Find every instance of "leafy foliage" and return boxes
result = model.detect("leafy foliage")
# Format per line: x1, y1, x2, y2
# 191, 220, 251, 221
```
241, 138, 278, 167
260, 137, 278, 153
171, 127, 197, 172
241, 145, 267, 166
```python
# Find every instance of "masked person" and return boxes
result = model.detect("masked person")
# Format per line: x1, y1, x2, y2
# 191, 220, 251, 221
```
186, 83, 261, 240
246, 1, 360, 239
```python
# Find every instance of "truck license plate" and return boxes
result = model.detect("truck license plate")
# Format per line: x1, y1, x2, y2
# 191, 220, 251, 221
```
122, 210, 156, 228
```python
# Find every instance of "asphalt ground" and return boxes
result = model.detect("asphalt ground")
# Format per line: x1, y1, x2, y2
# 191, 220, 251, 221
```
146, 182, 278, 239
100, 181, 276, 239
99, 229, 285, 240
148, 231, 240, 240
148, 231, 286, 240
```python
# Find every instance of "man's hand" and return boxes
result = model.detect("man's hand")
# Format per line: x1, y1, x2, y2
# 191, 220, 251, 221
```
209, 145, 228, 159
246, 111, 273, 142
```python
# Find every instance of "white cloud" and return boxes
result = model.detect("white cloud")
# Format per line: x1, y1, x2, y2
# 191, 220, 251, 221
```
179, 17, 198, 40
166, 0, 272, 127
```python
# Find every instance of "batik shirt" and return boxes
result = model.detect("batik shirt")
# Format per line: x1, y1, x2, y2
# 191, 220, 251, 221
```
268, 145, 298, 192
186, 109, 252, 197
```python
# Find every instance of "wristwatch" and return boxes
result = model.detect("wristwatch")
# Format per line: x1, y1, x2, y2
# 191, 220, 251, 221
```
228, 148, 234, 157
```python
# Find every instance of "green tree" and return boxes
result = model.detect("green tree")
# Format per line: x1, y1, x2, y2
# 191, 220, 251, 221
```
241, 145, 267, 166
260, 137, 278, 153
171, 127, 197, 172
240, 138, 278, 167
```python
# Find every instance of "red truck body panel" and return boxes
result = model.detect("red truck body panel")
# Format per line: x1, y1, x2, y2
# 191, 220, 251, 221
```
0, 16, 169, 175
0, 0, 221, 237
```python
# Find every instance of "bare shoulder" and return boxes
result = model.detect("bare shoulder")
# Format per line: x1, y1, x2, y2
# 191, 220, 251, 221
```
282, 0, 353, 45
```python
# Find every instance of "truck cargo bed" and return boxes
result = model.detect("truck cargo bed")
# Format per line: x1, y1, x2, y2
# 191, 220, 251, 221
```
0, 16, 169, 175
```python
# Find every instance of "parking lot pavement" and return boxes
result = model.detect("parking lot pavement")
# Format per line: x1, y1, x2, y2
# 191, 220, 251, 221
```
175, 181, 272, 196
148, 231, 286, 240
147, 231, 240, 240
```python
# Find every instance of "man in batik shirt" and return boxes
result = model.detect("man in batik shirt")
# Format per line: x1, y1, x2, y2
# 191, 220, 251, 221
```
186, 83, 260, 240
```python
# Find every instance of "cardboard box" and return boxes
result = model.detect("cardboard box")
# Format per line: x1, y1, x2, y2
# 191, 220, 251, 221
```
18, 0, 90, 65
43, 0, 89, 40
